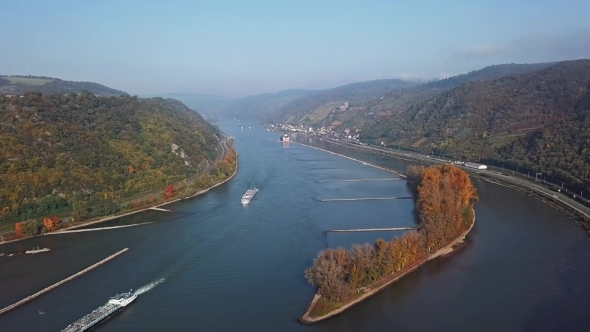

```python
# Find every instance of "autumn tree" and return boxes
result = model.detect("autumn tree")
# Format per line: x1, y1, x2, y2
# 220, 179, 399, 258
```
164, 185, 177, 199
305, 248, 352, 301
15, 222, 24, 236
43, 217, 57, 231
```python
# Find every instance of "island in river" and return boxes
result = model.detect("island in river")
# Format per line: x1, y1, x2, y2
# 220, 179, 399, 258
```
301, 164, 478, 323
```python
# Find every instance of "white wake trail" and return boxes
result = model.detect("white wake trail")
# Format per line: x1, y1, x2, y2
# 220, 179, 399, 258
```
134, 277, 166, 295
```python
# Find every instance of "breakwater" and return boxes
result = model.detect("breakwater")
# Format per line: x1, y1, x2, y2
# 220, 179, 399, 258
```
0, 248, 129, 316
149, 207, 173, 212
316, 178, 402, 183
319, 196, 412, 202
326, 227, 416, 233
45, 223, 154, 235
290, 142, 406, 178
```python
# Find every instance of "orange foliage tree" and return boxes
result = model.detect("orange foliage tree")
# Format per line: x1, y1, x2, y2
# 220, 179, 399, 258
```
164, 185, 177, 199
15, 222, 24, 236
43, 217, 57, 230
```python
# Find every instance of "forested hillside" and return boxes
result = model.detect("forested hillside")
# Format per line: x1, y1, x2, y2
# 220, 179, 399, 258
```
495, 91, 590, 188
0, 75, 127, 96
0, 92, 220, 222
358, 59, 590, 189
363, 62, 554, 118
267, 79, 415, 125
222, 89, 315, 119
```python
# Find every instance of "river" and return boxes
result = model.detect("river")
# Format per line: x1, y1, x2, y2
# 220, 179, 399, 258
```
1, 119, 589, 332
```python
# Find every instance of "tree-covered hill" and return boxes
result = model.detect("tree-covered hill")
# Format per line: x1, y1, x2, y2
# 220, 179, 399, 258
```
267, 79, 415, 125
364, 62, 555, 118
358, 59, 590, 189
222, 89, 316, 119
0, 92, 220, 221
495, 90, 590, 189
368, 60, 590, 147
0, 75, 127, 96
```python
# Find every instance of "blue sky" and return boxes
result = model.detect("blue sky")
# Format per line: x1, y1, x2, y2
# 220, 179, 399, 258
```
1, 0, 589, 97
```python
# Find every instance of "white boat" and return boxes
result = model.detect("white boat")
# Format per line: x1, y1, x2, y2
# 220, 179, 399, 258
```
241, 188, 258, 204
108, 292, 137, 306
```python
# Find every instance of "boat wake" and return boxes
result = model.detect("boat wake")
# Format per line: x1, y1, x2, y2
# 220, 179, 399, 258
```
134, 277, 166, 295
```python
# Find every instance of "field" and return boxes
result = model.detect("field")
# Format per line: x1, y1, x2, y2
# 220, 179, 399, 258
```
487, 133, 525, 148
302, 106, 333, 124
4, 76, 52, 85
411, 137, 428, 148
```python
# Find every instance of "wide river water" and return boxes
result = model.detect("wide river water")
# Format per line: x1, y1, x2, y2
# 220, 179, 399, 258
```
1, 119, 590, 332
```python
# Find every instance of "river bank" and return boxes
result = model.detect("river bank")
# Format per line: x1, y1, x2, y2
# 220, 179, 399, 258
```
299, 207, 475, 324
312, 138, 590, 229
0, 153, 238, 245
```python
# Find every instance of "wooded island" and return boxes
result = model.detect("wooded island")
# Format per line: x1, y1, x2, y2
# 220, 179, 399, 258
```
301, 164, 478, 323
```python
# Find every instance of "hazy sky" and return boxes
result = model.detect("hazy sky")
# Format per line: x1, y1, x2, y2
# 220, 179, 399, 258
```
2, 0, 589, 97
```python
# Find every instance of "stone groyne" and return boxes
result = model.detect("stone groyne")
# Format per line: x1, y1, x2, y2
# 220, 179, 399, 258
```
0, 248, 129, 316
291, 142, 406, 178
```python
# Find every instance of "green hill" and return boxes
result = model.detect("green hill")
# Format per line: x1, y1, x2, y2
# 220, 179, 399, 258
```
0, 91, 221, 222
363, 62, 555, 119
0, 75, 127, 96
495, 89, 590, 189
359, 60, 590, 188
267, 79, 415, 126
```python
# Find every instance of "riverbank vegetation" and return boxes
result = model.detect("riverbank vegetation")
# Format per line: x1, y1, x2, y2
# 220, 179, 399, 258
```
303, 164, 477, 319
6, 145, 237, 240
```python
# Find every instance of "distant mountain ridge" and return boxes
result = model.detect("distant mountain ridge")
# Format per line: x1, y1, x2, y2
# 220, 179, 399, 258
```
140, 93, 234, 114
223, 63, 555, 128
223, 89, 316, 119
0, 75, 127, 96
